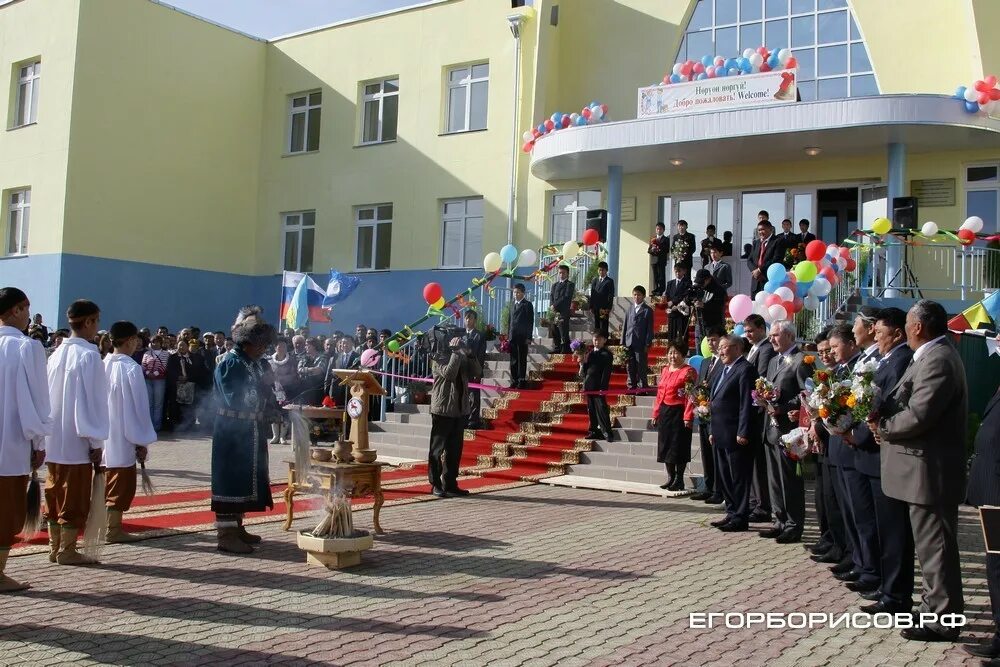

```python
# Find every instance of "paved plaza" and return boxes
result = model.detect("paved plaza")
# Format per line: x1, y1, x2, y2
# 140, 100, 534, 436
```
0, 436, 995, 666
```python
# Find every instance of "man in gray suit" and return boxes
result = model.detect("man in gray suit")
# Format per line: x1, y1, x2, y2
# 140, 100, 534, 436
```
870, 300, 967, 643
621, 285, 654, 391
759, 320, 811, 543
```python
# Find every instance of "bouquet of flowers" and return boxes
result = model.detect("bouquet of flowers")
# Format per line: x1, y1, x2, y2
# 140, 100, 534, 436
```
648, 237, 664, 256
686, 380, 712, 422
497, 334, 511, 354
848, 359, 881, 423
780, 427, 811, 461
783, 242, 805, 268
751, 377, 780, 427
482, 323, 497, 341
804, 360, 880, 434
670, 236, 690, 264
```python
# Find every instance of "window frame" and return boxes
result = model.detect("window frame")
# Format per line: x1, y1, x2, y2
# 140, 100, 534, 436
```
286, 90, 322, 155
677, 0, 877, 101
444, 62, 489, 134
439, 197, 484, 268
281, 209, 316, 273
964, 162, 1000, 236
354, 204, 393, 271
549, 190, 602, 243
12, 59, 41, 128
5, 188, 30, 257
360, 78, 399, 145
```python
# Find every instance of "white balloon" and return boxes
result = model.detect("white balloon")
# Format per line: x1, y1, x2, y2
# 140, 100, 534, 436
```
775, 286, 794, 302
517, 248, 537, 268
777, 48, 792, 65
803, 293, 819, 309
749, 53, 764, 68
768, 304, 788, 322
592, 106, 604, 120
743, 48, 755, 58
965, 87, 979, 103
569, 113, 579, 122
963, 216, 984, 233
813, 277, 831, 297
483, 252, 502, 273
679, 75, 689, 82
522, 131, 533, 142
562, 240, 579, 259
728, 68, 740, 76
836, 256, 847, 269
673, 63, 683, 75
921, 221, 939, 236
754, 291, 769, 306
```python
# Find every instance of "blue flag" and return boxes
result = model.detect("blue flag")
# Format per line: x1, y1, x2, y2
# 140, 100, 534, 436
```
323, 270, 361, 307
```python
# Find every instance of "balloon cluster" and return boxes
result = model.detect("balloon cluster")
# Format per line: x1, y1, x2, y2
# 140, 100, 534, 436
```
728, 240, 855, 324
482, 244, 538, 274
955, 75, 1000, 114
660, 46, 796, 84
522, 102, 610, 153
957, 216, 983, 245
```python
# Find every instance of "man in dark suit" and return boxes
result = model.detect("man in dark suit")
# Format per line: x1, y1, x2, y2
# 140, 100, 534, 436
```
849, 308, 915, 615
798, 219, 817, 246
648, 222, 669, 297
672, 220, 697, 272
759, 320, 811, 543
743, 314, 775, 523
589, 261, 614, 338
507, 283, 534, 389
747, 221, 785, 297
549, 264, 574, 354
708, 334, 759, 532
621, 285, 654, 391
664, 266, 691, 345
690, 325, 726, 502
462, 310, 487, 429
777, 219, 800, 247
964, 380, 1000, 659
706, 243, 732, 292
871, 300, 967, 643
699, 224, 719, 268
580, 331, 614, 441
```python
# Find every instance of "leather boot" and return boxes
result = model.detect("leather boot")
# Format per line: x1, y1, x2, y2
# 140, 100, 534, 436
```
236, 518, 262, 545
659, 465, 676, 490
217, 527, 253, 554
106, 510, 141, 544
56, 526, 98, 565
0, 549, 30, 593
670, 463, 687, 491
47, 521, 61, 563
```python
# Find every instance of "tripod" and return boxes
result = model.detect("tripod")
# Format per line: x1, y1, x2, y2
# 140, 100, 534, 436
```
878, 234, 922, 299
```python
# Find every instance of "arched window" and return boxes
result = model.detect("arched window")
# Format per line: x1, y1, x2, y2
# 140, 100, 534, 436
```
677, 0, 878, 101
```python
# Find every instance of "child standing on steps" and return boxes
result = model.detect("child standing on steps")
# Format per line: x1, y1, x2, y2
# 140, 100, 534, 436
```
579, 331, 615, 442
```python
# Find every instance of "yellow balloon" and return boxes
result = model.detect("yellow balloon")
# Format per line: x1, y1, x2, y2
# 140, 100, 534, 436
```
483, 252, 502, 273
431, 296, 446, 310
562, 240, 579, 259
872, 217, 891, 235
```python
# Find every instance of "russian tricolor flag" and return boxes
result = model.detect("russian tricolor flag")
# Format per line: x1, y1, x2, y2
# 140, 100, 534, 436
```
280, 271, 330, 327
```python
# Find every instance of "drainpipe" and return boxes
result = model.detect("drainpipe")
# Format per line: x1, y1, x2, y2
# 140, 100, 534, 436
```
506, 13, 526, 247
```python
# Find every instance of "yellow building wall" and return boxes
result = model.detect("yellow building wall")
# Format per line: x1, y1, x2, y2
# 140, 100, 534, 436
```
0, 0, 80, 255
254, 0, 533, 276
61, 0, 266, 274
971, 0, 1000, 77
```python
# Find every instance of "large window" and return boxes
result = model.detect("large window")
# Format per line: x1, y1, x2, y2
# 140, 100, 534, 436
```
361, 78, 399, 144
6, 188, 30, 256
288, 91, 321, 153
356, 204, 392, 270
282, 210, 315, 272
13, 60, 40, 127
441, 198, 483, 268
677, 0, 877, 101
966, 164, 999, 236
550, 190, 601, 242
446, 63, 489, 133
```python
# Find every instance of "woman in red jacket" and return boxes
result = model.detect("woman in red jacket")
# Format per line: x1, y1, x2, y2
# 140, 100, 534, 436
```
651, 339, 696, 491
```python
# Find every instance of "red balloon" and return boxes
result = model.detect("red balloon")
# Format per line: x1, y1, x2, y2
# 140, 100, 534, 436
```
693, 62, 705, 74
561, 115, 571, 128
662, 75, 670, 84
786, 272, 797, 283
986, 75, 998, 88
544, 119, 555, 130
600, 103, 609, 114
805, 240, 827, 261
765, 294, 783, 307
991, 88, 1000, 101
839, 246, 851, 258
423, 282, 443, 305
582, 228, 600, 246
845, 258, 857, 272
958, 228, 976, 245
760, 62, 772, 72
980, 93, 991, 106
820, 266, 837, 282
532, 128, 541, 139
784, 56, 798, 69
680, 63, 693, 77
581, 107, 592, 119
791, 297, 804, 313
975, 79, 991, 93
522, 141, 534, 153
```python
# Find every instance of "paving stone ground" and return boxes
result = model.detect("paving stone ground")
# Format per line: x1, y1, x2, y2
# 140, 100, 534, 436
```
1, 437, 995, 666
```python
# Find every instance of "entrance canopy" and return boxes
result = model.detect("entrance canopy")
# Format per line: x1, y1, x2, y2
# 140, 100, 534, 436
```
530, 94, 1000, 180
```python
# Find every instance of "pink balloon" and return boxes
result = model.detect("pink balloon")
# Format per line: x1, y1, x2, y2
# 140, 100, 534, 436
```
765, 294, 783, 307
728, 294, 753, 321
360, 349, 380, 368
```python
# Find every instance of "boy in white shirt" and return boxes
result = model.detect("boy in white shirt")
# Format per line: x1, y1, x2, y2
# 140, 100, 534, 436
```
103, 321, 157, 543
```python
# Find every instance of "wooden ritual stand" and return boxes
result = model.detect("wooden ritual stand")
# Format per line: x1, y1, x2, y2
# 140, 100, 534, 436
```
283, 459, 385, 534
332, 369, 387, 458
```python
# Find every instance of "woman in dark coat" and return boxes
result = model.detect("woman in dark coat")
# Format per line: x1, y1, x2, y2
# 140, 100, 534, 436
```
165, 339, 196, 431
650, 340, 696, 491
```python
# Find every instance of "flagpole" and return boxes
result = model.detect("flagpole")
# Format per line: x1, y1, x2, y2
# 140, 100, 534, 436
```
278, 271, 287, 334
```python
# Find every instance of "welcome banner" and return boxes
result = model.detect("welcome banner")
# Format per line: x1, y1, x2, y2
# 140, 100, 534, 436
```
638, 69, 798, 118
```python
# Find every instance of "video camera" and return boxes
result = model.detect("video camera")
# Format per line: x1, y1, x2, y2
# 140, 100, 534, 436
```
429, 324, 467, 359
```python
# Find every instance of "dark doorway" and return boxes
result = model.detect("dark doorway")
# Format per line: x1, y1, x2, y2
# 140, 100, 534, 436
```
817, 188, 859, 245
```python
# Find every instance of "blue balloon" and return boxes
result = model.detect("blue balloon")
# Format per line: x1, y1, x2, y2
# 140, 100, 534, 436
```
670, 73, 682, 83
795, 281, 811, 298
537, 123, 546, 134
716, 67, 728, 77
575, 116, 587, 126
740, 59, 753, 73
955, 86, 967, 100
701, 55, 713, 67
768, 53, 780, 68
764, 280, 782, 293
499, 244, 518, 264
817, 294, 828, 303
766, 263, 787, 282
728, 68, 740, 76
733, 323, 746, 336
724, 58, 738, 69
965, 100, 980, 113
696, 73, 707, 80
688, 355, 704, 369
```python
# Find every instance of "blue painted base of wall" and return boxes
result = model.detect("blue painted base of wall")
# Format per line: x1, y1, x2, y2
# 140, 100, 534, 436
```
1, 253, 481, 334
